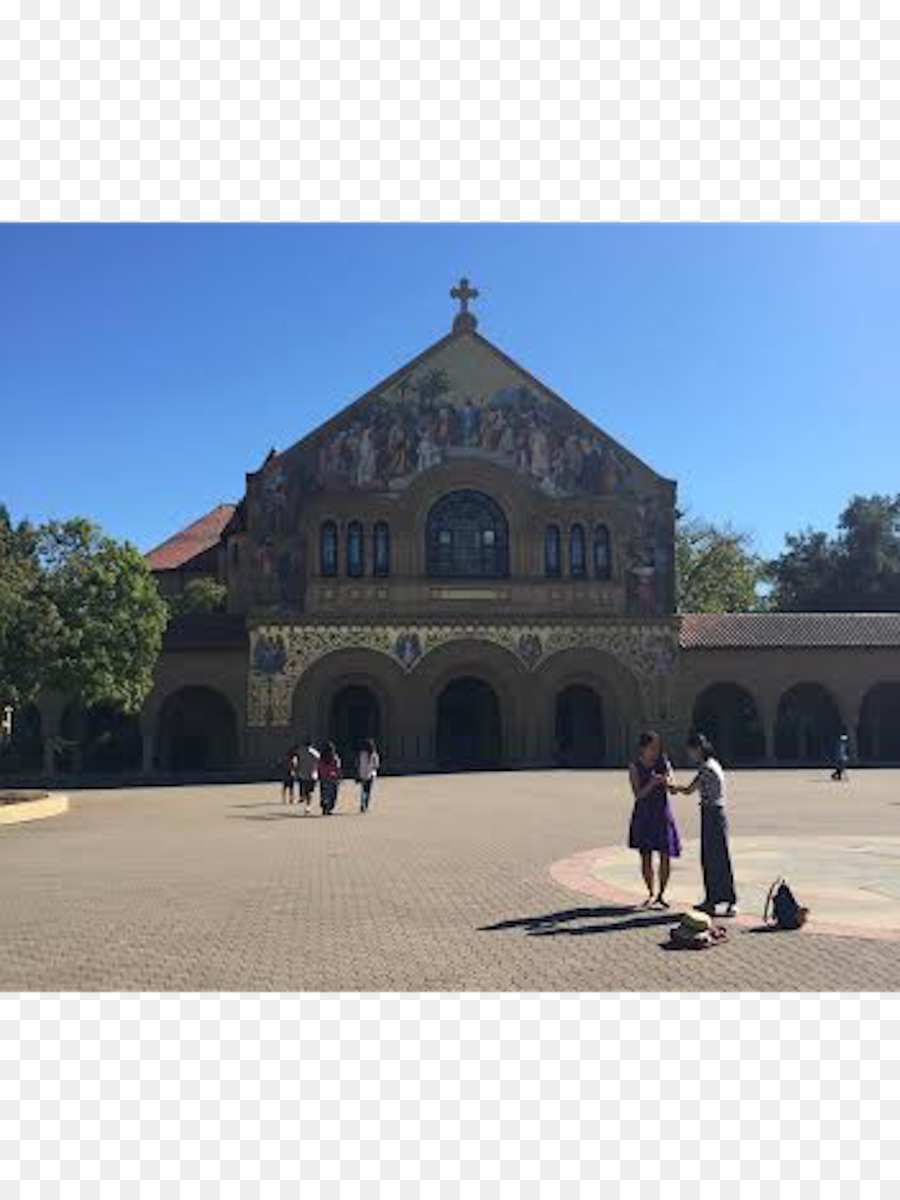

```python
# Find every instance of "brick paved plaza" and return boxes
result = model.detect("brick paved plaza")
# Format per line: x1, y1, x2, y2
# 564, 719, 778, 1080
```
1, 769, 899, 990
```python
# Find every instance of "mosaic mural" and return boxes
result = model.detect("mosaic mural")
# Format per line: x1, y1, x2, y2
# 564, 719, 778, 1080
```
248, 621, 681, 726
252, 367, 637, 517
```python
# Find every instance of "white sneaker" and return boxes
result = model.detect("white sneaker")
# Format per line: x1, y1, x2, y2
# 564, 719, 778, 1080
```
722, 904, 739, 918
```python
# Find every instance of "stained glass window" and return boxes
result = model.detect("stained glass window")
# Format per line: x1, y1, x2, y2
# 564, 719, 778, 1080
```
320, 521, 338, 577
426, 490, 509, 578
545, 525, 561, 577
570, 524, 586, 577
373, 522, 390, 577
347, 521, 364, 578
594, 525, 612, 580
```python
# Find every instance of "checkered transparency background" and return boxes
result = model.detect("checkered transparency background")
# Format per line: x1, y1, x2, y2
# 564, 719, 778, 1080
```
0, 992, 895, 1193
4, 1, 900, 1187
1, 0, 898, 220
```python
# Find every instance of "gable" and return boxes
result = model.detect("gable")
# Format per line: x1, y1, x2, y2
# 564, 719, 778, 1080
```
259, 330, 672, 510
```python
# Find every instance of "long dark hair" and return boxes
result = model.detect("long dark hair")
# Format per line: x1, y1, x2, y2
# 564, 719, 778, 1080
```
362, 738, 377, 755
686, 731, 715, 760
320, 740, 337, 764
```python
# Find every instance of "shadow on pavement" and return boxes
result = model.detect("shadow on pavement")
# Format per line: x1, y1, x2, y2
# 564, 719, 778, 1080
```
480, 904, 682, 938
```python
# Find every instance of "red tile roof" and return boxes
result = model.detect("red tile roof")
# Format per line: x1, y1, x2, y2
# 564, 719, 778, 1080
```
145, 504, 235, 572
680, 612, 900, 649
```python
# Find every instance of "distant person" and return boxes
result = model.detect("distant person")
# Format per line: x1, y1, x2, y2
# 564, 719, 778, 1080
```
670, 732, 738, 918
627, 731, 681, 909
831, 732, 850, 782
297, 736, 320, 815
282, 744, 300, 805
318, 741, 342, 815
357, 738, 381, 813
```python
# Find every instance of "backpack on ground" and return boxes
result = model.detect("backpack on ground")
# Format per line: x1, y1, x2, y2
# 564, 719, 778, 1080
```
764, 878, 809, 930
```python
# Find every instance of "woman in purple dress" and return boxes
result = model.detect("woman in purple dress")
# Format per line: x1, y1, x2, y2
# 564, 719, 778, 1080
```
627, 731, 682, 909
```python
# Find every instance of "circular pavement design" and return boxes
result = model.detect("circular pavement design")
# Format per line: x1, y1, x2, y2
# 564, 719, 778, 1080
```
551, 835, 900, 942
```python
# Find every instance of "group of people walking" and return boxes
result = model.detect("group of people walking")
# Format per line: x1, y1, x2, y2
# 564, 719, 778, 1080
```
627, 730, 738, 917
282, 736, 381, 815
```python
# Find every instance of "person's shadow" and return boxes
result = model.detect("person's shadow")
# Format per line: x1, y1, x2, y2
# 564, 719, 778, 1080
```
480, 904, 680, 938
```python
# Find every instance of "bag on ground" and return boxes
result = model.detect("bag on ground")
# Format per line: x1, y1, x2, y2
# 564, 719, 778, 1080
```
764, 878, 809, 930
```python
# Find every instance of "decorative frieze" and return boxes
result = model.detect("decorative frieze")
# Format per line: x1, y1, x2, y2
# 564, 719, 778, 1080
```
248, 620, 680, 727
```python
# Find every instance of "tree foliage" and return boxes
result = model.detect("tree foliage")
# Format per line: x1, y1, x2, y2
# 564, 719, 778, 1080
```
166, 576, 228, 617
676, 518, 768, 613
0, 509, 168, 714
769, 494, 900, 611
0, 507, 61, 708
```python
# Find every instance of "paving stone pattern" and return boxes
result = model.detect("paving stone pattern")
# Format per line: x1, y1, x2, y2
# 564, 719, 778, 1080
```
0, 770, 898, 990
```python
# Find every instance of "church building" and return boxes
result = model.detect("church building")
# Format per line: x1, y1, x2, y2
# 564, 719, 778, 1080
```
129, 282, 900, 774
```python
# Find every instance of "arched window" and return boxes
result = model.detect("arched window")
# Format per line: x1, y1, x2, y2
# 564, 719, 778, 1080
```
570, 524, 586, 577
347, 521, 364, 578
373, 522, 390, 577
426, 490, 509, 578
593, 525, 612, 580
320, 521, 338, 577
545, 525, 561, 577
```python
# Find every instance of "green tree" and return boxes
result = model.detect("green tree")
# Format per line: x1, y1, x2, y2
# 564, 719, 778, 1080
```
769, 494, 900, 611
37, 518, 168, 712
676, 518, 768, 613
1, 510, 168, 716
166, 576, 228, 617
0, 507, 60, 707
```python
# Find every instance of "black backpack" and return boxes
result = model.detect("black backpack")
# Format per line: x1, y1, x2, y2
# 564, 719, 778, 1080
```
764, 878, 809, 930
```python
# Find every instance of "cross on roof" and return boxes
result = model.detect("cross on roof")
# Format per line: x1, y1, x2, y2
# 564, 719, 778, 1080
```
450, 277, 479, 332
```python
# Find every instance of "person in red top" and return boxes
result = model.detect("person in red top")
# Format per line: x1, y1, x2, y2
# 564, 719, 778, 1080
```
318, 741, 342, 816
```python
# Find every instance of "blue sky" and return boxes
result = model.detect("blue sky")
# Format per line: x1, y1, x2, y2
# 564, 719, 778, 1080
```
1, 224, 897, 557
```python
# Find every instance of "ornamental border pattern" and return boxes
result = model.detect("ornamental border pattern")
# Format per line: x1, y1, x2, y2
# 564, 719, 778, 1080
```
248, 621, 679, 727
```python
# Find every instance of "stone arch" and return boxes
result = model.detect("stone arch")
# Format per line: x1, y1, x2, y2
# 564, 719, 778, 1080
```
775, 682, 843, 763
156, 686, 239, 772
290, 647, 405, 764
533, 646, 644, 766
411, 638, 529, 768
435, 676, 503, 769
858, 682, 900, 762
692, 682, 765, 764
404, 458, 541, 577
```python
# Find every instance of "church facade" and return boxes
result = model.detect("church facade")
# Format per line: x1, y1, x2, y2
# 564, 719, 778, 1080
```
120, 285, 900, 774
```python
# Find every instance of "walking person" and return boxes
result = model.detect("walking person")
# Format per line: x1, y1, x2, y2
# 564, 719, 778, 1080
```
282, 744, 300, 805
357, 738, 380, 813
831, 732, 850, 782
627, 731, 681, 909
318, 741, 342, 815
296, 735, 320, 816
670, 732, 738, 917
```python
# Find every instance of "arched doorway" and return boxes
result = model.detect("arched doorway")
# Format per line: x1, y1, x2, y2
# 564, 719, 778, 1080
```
555, 685, 605, 766
775, 683, 842, 763
329, 685, 381, 767
858, 683, 900, 762
693, 683, 764, 763
157, 686, 238, 771
436, 676, 502, 769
